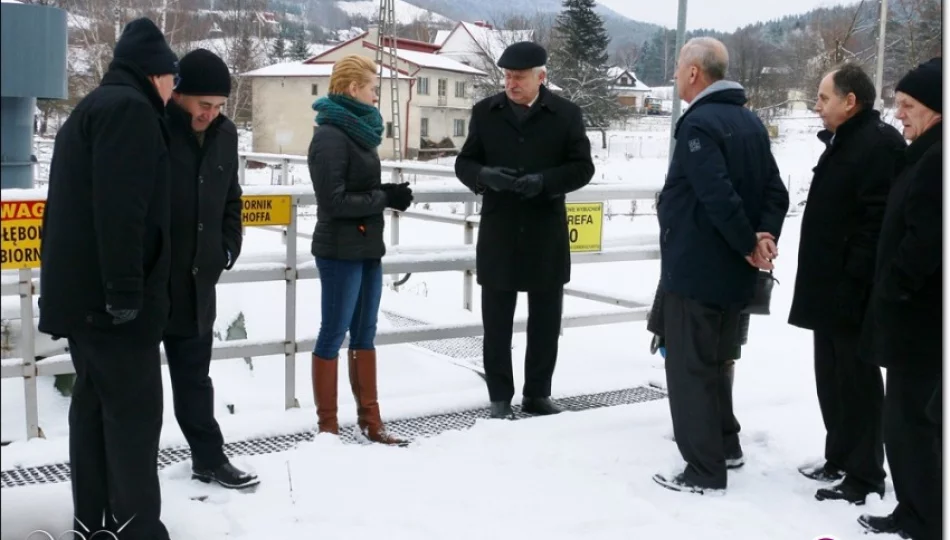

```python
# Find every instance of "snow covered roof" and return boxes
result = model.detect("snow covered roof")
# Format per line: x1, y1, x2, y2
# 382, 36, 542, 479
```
457, 22, 534, 61
433, 30, 451, 46
607, 67, 650, 90
391, 48, 486, 76
242, 62, 411, 79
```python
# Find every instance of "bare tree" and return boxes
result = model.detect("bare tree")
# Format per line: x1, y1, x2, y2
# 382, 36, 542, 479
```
611, 41, 643, 69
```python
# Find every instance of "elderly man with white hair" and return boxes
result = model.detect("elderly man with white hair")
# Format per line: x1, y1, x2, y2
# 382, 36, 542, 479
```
454, 41, 595, 420
858, 56, 942, 540
651, 36, 789, 494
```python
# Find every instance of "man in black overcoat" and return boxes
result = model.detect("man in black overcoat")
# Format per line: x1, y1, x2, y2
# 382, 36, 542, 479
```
38, 18, 178, 539
454, 42, 595, 419
857, 57, 942, 540
163, 49, 257, 489
787, 64, 906, 504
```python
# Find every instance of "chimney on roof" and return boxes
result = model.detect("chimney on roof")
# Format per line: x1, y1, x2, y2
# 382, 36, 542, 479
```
473, 20, 493, 30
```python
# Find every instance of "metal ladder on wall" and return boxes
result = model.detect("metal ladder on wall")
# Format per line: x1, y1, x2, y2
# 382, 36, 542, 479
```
375, 0, 402, 161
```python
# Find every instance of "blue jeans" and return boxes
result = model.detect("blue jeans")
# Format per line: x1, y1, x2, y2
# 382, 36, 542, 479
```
313, 257, 383, 359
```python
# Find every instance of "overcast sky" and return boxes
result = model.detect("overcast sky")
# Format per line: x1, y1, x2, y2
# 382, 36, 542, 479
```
598, 0, 864, 32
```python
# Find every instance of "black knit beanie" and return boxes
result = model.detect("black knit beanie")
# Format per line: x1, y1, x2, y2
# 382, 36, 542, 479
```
175, 49, 232, 97
895, 57, 942, 113
113, 18, 179, 76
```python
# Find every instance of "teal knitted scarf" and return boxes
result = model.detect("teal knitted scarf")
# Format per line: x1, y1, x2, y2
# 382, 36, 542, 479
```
312, 94, 384, 150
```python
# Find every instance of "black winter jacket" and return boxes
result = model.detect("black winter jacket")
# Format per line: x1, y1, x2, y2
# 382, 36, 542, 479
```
658, 81, 789, 308
38, 60, 172, 341
863, 122, 942, 373
454, 85, 595, 291
308, 124, 387, 261
164, 101, 243, 336
788, 109, 906, 334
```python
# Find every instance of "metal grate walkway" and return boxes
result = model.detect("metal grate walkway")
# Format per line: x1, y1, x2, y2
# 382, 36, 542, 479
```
0, 385, 666, 489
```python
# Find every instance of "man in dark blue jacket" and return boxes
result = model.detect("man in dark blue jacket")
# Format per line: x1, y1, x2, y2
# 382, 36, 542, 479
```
651, 37, 789, 494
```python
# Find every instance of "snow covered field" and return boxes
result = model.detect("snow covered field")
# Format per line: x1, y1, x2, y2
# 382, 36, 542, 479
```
0, 112, 912, 539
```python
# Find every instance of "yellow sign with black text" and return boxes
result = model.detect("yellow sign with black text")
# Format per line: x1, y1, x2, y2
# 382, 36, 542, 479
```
1, 200, 45, 270
241, 195, 292, 226
566, 202, 603, 253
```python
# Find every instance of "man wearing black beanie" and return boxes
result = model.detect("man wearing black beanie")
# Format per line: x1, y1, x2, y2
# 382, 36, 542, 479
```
39, 16, 177, 540
162, 48, 258, 489
858, 56, 942, 540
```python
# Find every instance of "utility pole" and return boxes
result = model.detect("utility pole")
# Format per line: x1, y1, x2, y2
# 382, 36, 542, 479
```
667, 0, 687, 163
874, 0, 888, 110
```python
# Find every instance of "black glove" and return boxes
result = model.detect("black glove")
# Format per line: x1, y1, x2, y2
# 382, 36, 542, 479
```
106, 305, 138, 325
477, 167, 519, 192
511, 173, 544, 199
384, 182, 413, 211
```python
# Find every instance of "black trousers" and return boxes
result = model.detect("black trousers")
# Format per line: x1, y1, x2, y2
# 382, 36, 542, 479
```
885, 369, 942, 540
67, 331, 169, 540
481, 286, 563, 402
813, 331, 885, 489
663, 292, 742, 489
164, 331, 227, 470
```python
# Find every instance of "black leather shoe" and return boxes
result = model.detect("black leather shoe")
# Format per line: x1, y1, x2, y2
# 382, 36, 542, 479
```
815, 477, 884, 505
857, 514, 910, 538
798, 462, 845, 482
522, 397, 563, 415
490, 401, 515, 419
192, 462, 260, 490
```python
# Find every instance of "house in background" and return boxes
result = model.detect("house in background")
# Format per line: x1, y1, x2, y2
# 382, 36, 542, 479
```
608, 67, 651, 110
242, 62, 412, 158
243, 26, 485, 160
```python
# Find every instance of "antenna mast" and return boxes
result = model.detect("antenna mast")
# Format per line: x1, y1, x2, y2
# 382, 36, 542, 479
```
376, 0, 402, 161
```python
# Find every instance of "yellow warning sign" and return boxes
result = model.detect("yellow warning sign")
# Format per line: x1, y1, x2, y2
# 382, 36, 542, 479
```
241, 195, 292, 226
1, 200, 45, 270
566, 202, 603, 253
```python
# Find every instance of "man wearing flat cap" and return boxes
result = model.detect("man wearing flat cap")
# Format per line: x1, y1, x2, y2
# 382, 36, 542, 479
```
164, 48, 257, 489
858, 56, 942, 540
455, 41, 595, 419
39, 17, 177, 539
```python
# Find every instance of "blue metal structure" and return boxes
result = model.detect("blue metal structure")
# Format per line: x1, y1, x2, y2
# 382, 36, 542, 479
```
1, 0, 68, 189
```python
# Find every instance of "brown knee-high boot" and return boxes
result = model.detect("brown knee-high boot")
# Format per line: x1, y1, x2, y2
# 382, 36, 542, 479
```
347, 349, 408, 446
311, 354, 339, 434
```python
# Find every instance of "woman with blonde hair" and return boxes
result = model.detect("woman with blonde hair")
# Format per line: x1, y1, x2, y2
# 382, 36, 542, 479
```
307, 54, 413, 445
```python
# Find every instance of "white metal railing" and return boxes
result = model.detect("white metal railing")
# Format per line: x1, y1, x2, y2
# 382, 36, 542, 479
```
3, 159, 662, 440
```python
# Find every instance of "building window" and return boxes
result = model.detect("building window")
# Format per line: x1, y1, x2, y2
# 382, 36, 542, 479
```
386, 122, 393, 138
438, 79, 448, 106
455, 81, 467, 98
417, 77, 430, 95
453, 118, 465, 137
311, 83, 319, 95
620, 77, 629, 86
420, 118, 429, 138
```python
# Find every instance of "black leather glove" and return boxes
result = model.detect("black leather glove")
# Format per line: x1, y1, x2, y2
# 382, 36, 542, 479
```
477, 167, 519, 192
106, 305, 138, 325
385, 182, 413, 211
511, 173, 544, 199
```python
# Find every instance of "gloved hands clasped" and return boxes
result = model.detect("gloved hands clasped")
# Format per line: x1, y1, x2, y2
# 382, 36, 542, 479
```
477, 167, 546, 199
381, 181, 413, 212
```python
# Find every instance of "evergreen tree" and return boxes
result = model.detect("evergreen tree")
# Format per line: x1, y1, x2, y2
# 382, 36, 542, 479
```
270, 35, 287, 63
548, 0, 624, 148
288, 27, 310, 62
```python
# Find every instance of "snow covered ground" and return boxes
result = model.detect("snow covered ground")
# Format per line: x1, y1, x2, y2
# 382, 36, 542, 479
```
0, 112, 910, 539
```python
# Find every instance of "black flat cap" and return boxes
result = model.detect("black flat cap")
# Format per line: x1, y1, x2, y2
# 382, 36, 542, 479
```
497, 41, 547, 70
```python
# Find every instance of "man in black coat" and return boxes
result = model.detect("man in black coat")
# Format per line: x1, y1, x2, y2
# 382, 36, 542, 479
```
651, 37, 789, 494
164, 48, 257, 489
858, 57, 942, 540
454, 42, 595, 419
787, 64, 906, 504
38, 18, 177, 540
